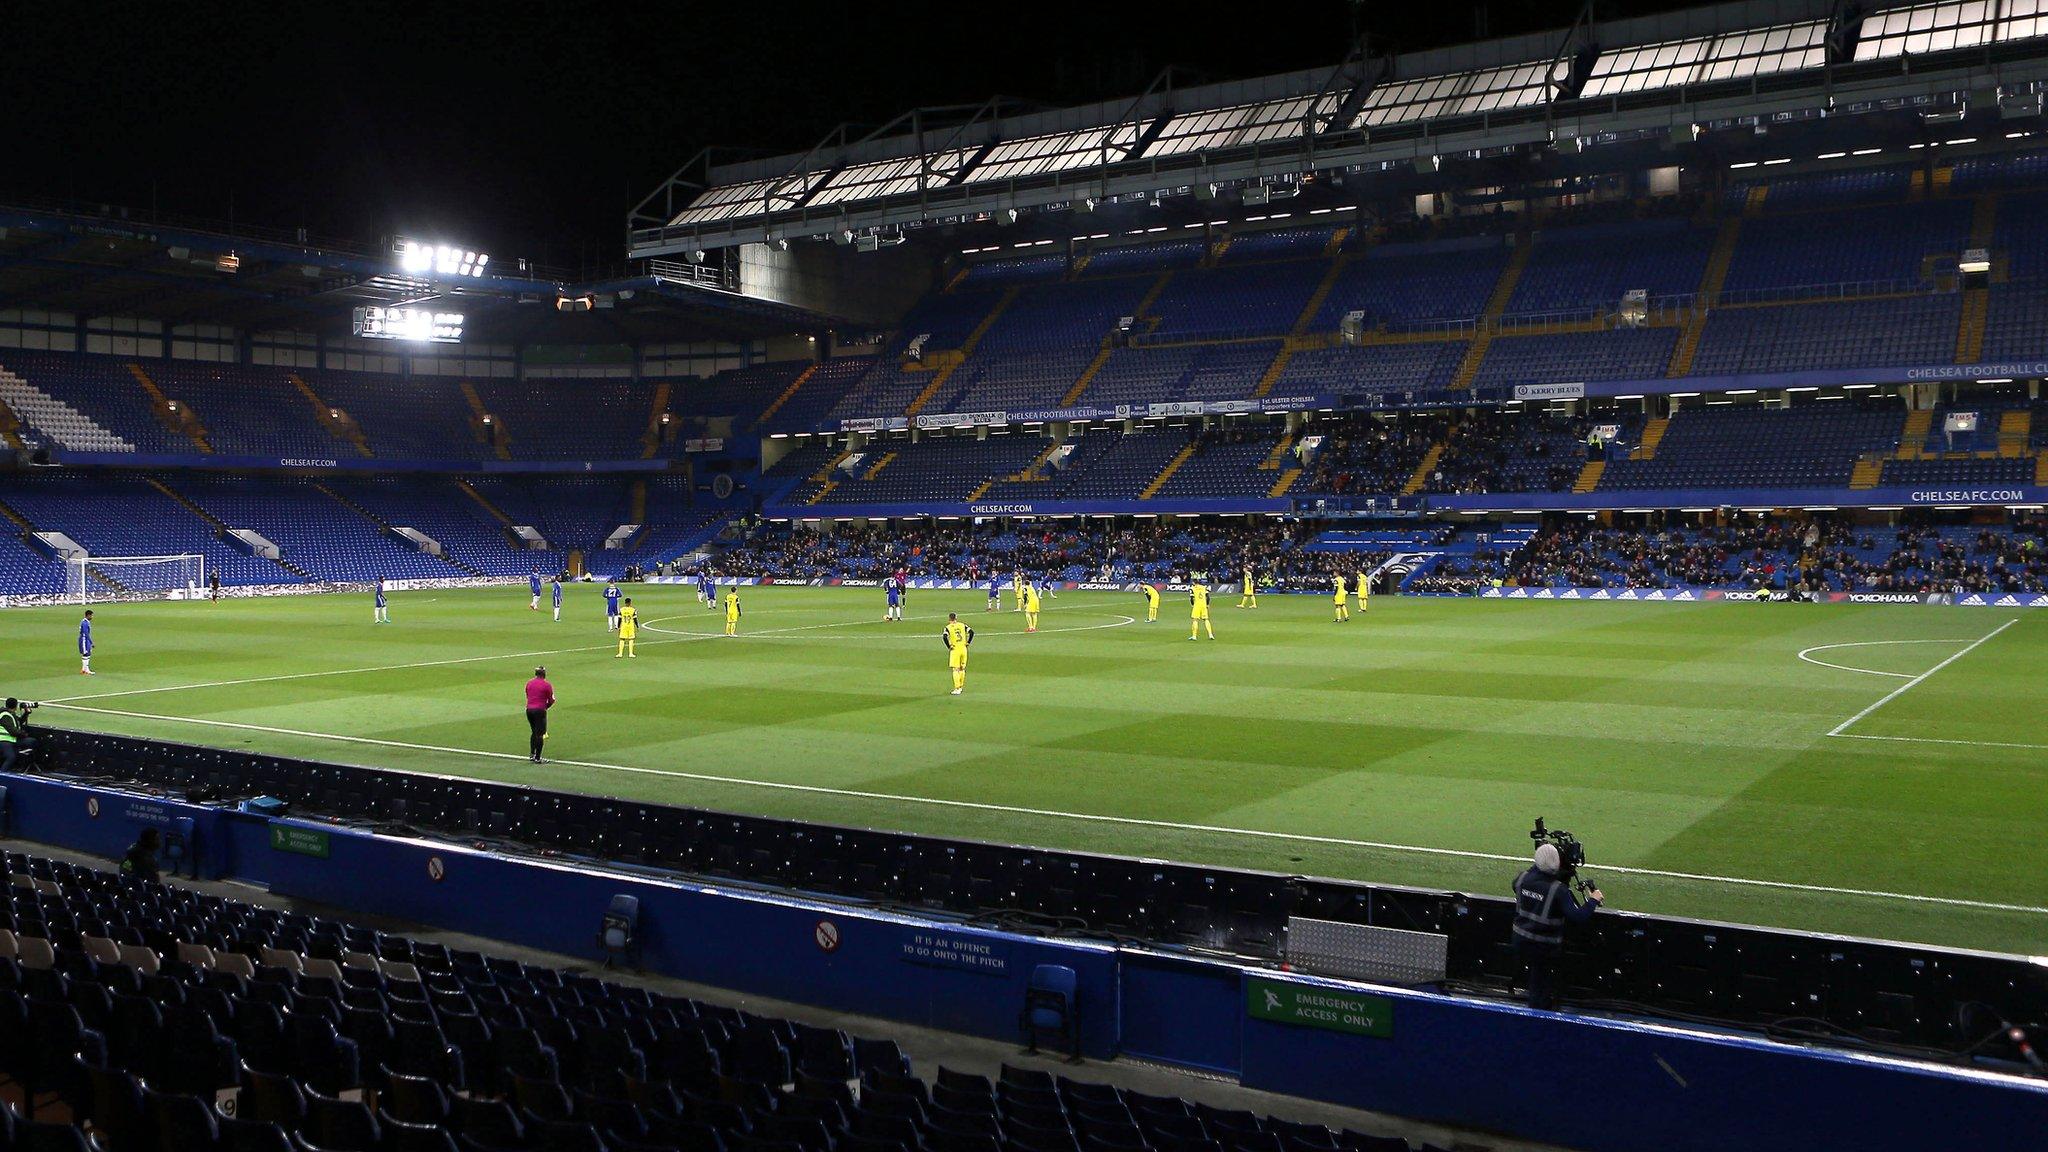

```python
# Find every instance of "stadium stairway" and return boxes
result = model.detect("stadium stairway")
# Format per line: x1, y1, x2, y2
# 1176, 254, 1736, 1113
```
1449, 240, 1534, 390
0, 393, 25, 451
1253, 334, 1332, 399
905, 287, 1021, 416
1292, 252, 1351, 336
1139, 440, 1199, 498
1059, 345, 1115, 406
0, 490, 32, 533
861, 451, 898, 481
639, 379, 673, 458
1572, 459, 1605, 492
1628, 416, 1669, 460
754, 363, 817, 428
1850, 455, 1887, 488
458, 380, 513, 460
1400, 438, 1448, 496
1956, 284, 1990, 361
287, 373, 374, 457
312, 481, 486, 576
2038, 448, 2048, 486
149, 477, 314, 581
1260, 432, 1294, 471
1668, 218, 1743, 377
1130, 271, 1177, 335
452, 478, 518, 541
1999, 408, 2032, 457
1896, 409, 1934, 459
128, 363, 211, 453
1267, 467, 1302, 496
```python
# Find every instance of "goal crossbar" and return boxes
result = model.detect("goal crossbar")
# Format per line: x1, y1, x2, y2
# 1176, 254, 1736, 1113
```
66, 554, 206, 604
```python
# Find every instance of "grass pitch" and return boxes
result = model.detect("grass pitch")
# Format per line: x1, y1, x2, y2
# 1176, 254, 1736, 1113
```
4, 585, 2043, 955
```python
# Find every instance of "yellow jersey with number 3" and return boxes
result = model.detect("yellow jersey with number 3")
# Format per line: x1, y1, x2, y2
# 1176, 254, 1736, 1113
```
945, 620, 971, 668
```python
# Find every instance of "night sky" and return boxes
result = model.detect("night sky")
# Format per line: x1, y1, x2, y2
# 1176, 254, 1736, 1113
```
6, 1, 1689, 272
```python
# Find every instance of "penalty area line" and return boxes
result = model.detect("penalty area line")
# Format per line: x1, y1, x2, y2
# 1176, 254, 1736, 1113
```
39, 701, 2048, 919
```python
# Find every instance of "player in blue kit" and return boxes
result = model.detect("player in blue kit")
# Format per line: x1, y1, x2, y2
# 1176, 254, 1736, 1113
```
551, 576, 564, 621
884, 577, 903, 622
373, 577, 389, 624
986, 574, 1001, 612
528, 572, 543, 611
78, 609, 95, 675
698, 570, 715, 609
604, 580, 622, 631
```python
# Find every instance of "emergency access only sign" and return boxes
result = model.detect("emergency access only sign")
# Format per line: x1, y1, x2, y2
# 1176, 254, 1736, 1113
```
1246, 978, 1394, 1038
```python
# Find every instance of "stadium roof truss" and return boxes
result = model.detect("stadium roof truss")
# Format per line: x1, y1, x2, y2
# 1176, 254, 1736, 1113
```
629, 0, 2048, 258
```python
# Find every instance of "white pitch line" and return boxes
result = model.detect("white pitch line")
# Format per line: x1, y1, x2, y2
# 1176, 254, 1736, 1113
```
38, 701, 2048, 918
1829, 732, 2048, 752
1795, 638, 1974, 679
1826, 618, 2019, 738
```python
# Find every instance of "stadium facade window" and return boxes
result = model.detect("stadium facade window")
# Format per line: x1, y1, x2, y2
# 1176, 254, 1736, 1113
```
1581, 20, 1829, 97
1849, 0, 2047, 59
810, 149, 976, 208
1353, 60, 1565, 128
962, 124, 1150, 184
1147, 93, 1346, 157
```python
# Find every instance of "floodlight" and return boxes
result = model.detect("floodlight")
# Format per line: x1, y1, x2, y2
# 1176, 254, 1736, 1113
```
395, 238, 491, 279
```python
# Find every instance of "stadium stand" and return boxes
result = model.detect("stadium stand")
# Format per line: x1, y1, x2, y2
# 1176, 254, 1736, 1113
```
1270, 342, 1464, 396
1688, 295, 1961, 375
0, 847, 1443, 1152
0, 352, 188, 454
1467, 327, 1678, 388
1718, 200, 1973, 294
1046, 428, 1191, 500
1312, 241, 1508, 331
1598, 399, 1904, 490
1505, 218, 1715, 316
0, 471, 295, 587
164, 475, 461, 582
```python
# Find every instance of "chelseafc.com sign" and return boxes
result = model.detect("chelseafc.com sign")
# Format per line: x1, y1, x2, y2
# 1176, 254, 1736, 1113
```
1906, 489, 2030, 503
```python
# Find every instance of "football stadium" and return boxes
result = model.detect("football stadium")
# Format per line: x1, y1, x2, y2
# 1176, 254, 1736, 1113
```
1, 2, 2046, 1149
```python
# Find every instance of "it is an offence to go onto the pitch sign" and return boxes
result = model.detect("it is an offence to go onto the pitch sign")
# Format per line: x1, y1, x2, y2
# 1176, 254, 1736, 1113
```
1246, 977, 1394, 1038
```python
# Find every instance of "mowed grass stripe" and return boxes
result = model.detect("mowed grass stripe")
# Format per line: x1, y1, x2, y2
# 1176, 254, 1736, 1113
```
7, 587, 2044, 953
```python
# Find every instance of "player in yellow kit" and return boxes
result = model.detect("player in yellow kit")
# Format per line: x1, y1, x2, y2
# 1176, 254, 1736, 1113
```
1189, 578, 1214, 640
1012, 569, 1026, 612
1237, 564, 1257, 609
1355, 569, 1371, 614
1140, 583, 1160, 621
724, 588, 742, 636
1332, 572, 1349, 622
616, 598, 638, 656
1022, 581, 1041, 632
943, 612, 973, 695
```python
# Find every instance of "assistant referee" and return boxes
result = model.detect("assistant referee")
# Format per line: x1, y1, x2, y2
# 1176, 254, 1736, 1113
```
524, 665, 554, 763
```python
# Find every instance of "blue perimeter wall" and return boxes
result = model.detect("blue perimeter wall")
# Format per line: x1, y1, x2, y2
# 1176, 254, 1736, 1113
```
4, 770, 2044, 1152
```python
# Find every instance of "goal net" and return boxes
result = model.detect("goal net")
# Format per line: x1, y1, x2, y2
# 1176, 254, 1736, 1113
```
66, 554, 206, 603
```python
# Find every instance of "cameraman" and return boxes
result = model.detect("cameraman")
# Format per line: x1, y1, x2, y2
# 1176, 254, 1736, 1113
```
0, 698, 36, 773
1511, 842, 1603, 1010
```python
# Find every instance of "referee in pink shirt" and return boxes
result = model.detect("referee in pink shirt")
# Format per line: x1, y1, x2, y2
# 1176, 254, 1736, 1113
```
525, 665, 554, 763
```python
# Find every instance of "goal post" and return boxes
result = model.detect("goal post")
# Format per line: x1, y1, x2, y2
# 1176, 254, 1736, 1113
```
66, 554, 206, 603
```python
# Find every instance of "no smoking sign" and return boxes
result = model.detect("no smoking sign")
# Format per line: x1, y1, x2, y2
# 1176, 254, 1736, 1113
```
814, 919, 840, 953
